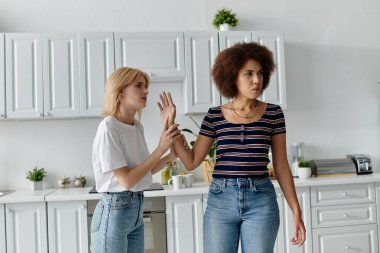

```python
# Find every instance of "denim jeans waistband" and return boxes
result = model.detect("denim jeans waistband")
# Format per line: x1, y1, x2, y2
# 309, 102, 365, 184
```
212, 176, 270, 188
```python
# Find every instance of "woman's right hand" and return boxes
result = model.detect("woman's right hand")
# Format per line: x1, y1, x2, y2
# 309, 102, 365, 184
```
157, 123, 182, 153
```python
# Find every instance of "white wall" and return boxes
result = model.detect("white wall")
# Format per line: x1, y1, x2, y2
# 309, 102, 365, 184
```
0, 0, 379, 189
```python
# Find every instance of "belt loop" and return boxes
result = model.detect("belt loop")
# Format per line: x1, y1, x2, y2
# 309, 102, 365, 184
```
237, 178, 241, 188
223, 178, 227, 189
249, 178, 253, 189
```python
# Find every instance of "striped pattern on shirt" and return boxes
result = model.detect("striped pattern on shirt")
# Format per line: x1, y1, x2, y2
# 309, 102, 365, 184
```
199, 103, 286, 178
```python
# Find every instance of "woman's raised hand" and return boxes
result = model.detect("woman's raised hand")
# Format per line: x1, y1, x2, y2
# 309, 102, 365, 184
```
158, 92, 176, 128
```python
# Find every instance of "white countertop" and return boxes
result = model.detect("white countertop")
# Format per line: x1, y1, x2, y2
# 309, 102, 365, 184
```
0, 188, 56, 204
2, 174, 380, 203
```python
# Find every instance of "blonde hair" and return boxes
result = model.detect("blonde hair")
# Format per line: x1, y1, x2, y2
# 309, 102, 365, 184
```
102, 67, 150, 118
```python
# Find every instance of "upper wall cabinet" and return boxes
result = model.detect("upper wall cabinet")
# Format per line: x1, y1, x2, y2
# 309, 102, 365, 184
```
219, 31, 252, 51
114, 32, 185, 82
253, 32, 287, 109
217, 31, 287, 109
183, 32, 220, 114
79, 33, 115, 116
5, 33, 81, 119
43, 33, 80, 117
0, 34, 5, 120
6, 33, 44, 119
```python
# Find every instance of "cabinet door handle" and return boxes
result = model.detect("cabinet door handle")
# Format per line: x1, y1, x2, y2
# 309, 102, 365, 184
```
345, 245, 350, 250
5, 208, 11, 213
44, 112, 51, 117
343, 213, 349, 218
38, 112, 43, 117
80, 205, 86, 209
341, 192, 347, 197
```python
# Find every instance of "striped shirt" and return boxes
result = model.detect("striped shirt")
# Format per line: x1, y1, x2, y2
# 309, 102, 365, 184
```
199, 103, 286, 178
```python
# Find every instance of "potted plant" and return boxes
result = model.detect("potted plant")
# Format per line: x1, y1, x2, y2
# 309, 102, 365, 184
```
298, 160, 312, 179
212, 8, 239, 31
26, 166, 47, 191
182, 116, 217, 183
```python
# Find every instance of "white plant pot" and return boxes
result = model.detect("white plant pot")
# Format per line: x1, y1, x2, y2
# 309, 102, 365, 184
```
297, 167, 312, 179
31, 181, 43, 191
219, 23, 231, 31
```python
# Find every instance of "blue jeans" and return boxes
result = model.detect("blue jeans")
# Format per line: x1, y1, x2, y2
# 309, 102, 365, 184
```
91, 191, 144, 253
204, 177, 280, 253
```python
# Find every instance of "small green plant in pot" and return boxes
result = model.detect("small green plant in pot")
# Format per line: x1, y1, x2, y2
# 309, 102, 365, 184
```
212, 8, 239, 31
26, 166, 47, 191
298, 160, 311, 179
182, 116, 217, 183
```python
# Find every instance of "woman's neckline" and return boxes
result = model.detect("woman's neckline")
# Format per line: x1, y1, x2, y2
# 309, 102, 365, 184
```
218, 102, 269, 125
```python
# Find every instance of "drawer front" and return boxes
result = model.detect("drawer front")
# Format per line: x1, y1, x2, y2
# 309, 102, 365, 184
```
312, 203, 377, 228
311, 183, 375, 206
313, 224, 378, 253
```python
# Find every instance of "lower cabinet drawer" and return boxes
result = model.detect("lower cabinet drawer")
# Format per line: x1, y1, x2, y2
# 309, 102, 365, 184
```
311, 183, 375, 206
313, 224, 378, 253
312, 203, 377, 228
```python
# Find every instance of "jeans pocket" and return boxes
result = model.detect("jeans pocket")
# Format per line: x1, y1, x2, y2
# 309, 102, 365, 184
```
209, 179, 224, 194
111, 193, 134, 210
254, 178, 275, 193
91, 201, 104, 233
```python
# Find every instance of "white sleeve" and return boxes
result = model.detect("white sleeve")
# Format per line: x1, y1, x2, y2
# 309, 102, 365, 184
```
98, 125, 128, 174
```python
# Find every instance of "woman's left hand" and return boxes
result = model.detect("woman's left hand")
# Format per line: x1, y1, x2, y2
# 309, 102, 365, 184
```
158, 92, 176, 127
291, 214, 306, 247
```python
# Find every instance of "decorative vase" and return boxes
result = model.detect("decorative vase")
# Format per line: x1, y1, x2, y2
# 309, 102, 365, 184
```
201, 160, 215, 183
73, 176, 87, 188
297, 167, 312, 179
57, 176, 71, 189
219, 23, 231, 31
31, 181, 43, 191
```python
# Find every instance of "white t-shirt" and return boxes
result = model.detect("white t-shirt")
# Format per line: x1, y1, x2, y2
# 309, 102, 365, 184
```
92, 116, 152, 192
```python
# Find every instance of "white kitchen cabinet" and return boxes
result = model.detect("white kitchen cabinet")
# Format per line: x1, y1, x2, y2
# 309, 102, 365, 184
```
5, 33, 44, 119
312, 224, 378, 253
276, 187, 312, 253
0, 33, 5, 120
47, 200, 88, 253
0, 204, 5, 253
183, 32, 220, 114
219, 31, 252, 51
43, 33, 80, 117
376, 182, 380, 247
166, 194, 204, 253
5, 202, 48, 253
115, 32, 185, 82
79, 33, 115, 116
253, 32, 287, 109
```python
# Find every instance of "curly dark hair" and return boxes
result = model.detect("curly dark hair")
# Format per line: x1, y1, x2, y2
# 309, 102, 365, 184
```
212, 42, 275, 99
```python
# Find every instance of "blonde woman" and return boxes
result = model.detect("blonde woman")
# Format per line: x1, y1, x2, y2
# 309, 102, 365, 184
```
91, 67, 181, 253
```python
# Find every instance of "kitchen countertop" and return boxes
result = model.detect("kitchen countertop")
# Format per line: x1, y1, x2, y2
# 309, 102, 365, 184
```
0, 188, 56, 204
2, 174, 380, 203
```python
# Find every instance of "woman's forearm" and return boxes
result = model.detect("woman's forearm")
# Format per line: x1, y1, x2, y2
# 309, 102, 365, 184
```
113, 148, 165, 189
172, 139, 197, 170
275, 166, 302, 215
151, 154, 172, 175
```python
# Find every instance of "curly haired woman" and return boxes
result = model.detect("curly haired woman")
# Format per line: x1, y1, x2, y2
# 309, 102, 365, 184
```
158, 42, 306, 253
